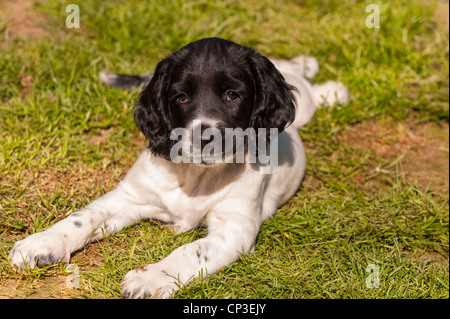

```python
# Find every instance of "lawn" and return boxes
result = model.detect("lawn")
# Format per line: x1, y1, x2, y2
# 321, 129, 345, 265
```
0, 0, 448, 299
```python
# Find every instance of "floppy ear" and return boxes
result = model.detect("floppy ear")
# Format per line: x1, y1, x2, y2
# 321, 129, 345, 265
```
248, 53, 297, 133
134, 59, 174, 160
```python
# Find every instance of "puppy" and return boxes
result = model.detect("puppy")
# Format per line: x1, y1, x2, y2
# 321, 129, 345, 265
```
9, 37, 349, 298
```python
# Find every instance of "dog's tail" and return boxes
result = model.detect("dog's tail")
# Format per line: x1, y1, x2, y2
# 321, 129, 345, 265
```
99, 71, 153, 90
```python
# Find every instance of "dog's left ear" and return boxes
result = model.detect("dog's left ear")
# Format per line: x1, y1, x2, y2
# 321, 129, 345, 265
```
248, 53, 297, 133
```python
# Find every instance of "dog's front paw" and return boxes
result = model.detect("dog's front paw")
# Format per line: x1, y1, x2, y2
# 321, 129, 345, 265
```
9, 231, 70, 269
121, 264, 181, 299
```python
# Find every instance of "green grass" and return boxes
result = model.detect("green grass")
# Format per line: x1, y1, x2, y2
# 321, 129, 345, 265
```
0, 0, 448, 299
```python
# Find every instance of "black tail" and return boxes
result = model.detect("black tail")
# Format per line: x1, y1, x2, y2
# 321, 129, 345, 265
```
99, 71, 153, 90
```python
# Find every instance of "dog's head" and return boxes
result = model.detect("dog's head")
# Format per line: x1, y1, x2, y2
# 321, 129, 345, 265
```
134, 37, 296, 164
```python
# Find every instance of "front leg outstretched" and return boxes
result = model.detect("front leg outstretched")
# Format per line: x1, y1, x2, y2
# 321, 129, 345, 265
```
121, 201, 260, 298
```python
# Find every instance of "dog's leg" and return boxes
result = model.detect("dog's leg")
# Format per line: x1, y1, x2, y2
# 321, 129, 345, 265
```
9, 183, 159, 269
121, 200, 260, 299
289, 55, 320, 79
312, 81, 350, 107
271, 55, 319, 79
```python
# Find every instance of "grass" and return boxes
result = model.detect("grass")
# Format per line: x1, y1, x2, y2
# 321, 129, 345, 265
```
0, 0, 448, 299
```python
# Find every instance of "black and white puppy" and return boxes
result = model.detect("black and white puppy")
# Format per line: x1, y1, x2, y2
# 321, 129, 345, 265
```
10, 37, 349, 298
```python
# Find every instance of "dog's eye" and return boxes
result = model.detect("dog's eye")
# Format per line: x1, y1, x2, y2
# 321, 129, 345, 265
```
226, 91, 240, 102
176, 93, 189, 104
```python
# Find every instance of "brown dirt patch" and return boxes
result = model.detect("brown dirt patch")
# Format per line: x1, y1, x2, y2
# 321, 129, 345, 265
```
0, 0, 51, 40
338, 120, 449, 194
434, 0, 449, 30
0, 275, 67, 299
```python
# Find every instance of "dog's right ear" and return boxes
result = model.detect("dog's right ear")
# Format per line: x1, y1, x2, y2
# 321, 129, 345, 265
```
134, 59, 174, 160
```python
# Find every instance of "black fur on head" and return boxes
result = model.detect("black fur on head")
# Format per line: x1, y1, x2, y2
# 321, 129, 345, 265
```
134, 37, 297, 161
246, 52, 297, 134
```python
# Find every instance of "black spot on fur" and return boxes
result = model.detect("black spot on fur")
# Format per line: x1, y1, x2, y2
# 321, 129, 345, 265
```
73, 221, 82, 228
36, 254, 61, 267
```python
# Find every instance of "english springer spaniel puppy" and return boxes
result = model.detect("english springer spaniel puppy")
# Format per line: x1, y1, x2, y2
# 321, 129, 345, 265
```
10, 37, 349, 298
